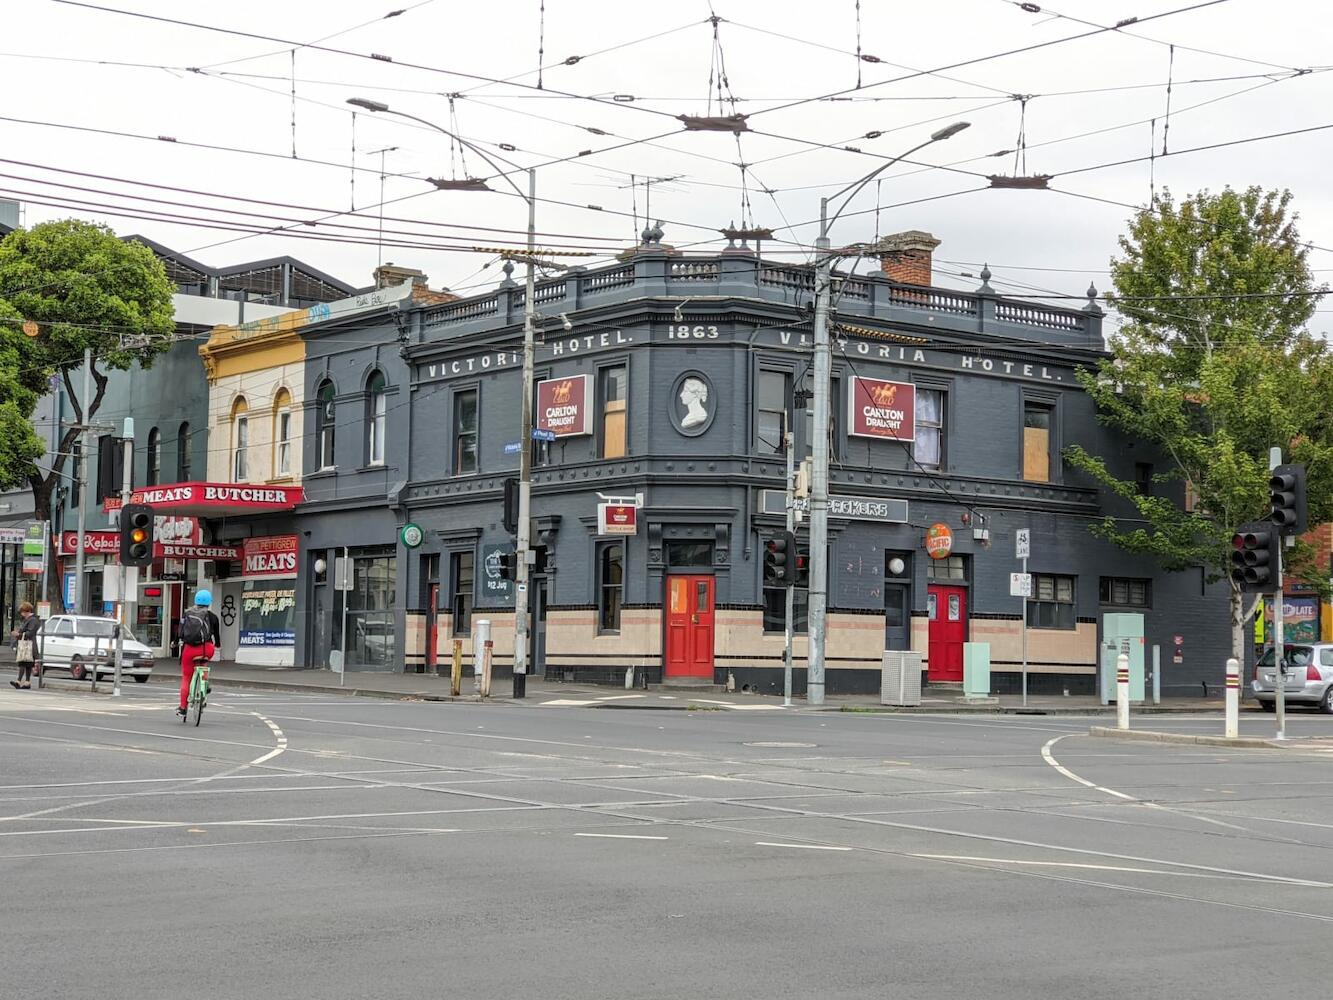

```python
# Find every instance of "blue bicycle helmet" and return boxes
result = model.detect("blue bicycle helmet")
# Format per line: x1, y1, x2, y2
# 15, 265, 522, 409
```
194, 589, 213, 607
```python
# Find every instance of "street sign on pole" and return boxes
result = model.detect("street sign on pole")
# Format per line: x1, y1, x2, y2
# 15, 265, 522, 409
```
531, 428, 556, 442
1009, 572, 1032, 598
1015, 528, 1030, 560
503, 441, 522, 455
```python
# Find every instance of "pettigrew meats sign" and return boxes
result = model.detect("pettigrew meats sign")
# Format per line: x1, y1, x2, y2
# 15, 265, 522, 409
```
242, 535, 298, 577
848, 377, 916, 441
535, 374, 592, 437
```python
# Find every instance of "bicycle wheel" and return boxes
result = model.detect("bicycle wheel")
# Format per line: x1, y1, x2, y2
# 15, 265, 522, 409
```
187, 671, 204, 727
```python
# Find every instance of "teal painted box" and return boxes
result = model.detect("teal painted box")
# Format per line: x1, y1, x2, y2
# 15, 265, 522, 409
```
963, 642, 991, 697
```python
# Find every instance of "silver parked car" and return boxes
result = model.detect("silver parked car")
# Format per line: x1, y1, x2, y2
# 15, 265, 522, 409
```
1250, 644, 1333, 713
35, 615, 156, 682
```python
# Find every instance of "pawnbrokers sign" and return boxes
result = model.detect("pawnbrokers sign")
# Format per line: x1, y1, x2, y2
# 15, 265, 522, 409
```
848, 376, 915, 441
535, 374, 592, 437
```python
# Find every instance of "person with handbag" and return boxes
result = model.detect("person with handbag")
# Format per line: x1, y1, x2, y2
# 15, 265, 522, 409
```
10, 602, 39, 690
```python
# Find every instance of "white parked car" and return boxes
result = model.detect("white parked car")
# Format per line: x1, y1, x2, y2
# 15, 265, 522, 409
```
36, 615, 155, 682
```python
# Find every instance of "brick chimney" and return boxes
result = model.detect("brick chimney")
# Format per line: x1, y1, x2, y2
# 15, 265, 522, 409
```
373, 262, 428, 289
372, 262, 457, 305
871, 230, 941, 286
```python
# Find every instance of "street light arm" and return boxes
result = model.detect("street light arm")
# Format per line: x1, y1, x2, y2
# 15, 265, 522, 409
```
825, 137, 939, 234
347, 99, 529, 200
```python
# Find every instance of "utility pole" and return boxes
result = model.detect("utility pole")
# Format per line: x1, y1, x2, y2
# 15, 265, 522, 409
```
112, 418, 133, 697
1271, 446, 1286, 740
72, 347, 92, 613
783, 431, 796, 707
806, 198, 833, 706
512, 168, 537, 699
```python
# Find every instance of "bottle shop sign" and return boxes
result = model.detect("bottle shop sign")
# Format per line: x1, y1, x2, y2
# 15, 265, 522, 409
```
597, 503, 638, 536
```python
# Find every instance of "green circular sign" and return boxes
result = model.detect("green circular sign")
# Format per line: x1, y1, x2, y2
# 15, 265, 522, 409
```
400, 522, 425, 549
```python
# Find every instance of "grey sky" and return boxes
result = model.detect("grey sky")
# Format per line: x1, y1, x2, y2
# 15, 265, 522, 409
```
6, 0, 1331, 322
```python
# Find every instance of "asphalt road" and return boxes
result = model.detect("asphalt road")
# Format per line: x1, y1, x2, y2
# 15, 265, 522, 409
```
4, 684, 1333, 1000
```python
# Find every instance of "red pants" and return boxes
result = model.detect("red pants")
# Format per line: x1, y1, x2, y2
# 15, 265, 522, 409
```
179, 643, 216, 710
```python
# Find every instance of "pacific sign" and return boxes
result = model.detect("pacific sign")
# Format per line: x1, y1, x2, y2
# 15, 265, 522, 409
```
848, 376, 916, 441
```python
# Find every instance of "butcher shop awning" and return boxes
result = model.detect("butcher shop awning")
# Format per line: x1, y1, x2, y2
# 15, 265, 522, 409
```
103, 482, 303, 518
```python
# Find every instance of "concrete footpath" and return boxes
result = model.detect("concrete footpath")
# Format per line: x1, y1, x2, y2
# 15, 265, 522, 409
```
94, 658, 1246, 714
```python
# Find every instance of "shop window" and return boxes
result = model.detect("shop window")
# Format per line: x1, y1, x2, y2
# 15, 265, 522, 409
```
1099, 576, 1151, 608
316, 379, 336, 469
346, 552, 396, 667
1023, 402, 1052, 482
146, 427, 161, 487
763, 581, 808, 634
756, 370, 788, 455
230, 398, 249, 482
914, 389, 945, 470
451, 551, 474, 631
1028, 573, 1075, 630
177, 422, 191, 481
273, 388, 292, 478
927, 555, 966, 581
366, 370, 387, 466
600, 365, 627, 459
454, 388, 478, 474
241, 580, 296, 652
598, 542, 624, 633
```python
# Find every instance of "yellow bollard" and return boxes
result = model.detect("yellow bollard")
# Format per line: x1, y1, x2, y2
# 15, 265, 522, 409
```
451, 638, 463, 698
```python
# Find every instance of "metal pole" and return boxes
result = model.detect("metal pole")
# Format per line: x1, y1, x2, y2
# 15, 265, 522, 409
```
806, 197, 832, 706
340, 544, 349, 687
1224, 657, 1240, 738
1021, 553, 1029, 707
1152, 644, 1161, 705
112, 423, 133, 697
1271, 446, 1286, 740
36, 521, 48, 691
73, 347, 92, 614
783, 431, 795, 707
512, 168, 536, 700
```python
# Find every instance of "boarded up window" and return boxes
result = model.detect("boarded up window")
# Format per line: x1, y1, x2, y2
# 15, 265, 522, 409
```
1023, 403, 1051, 482
601, 365, 627, 459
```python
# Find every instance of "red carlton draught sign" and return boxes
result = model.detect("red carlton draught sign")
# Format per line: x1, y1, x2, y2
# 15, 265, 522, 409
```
535, 374, 592, 437
243, 535, 298, 577
848, 376, 916, 441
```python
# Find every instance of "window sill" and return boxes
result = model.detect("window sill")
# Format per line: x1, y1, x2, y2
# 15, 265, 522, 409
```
357, 463, 387, 473
1025, 625, 1078, 632
267, 476, 295, 485
596, 629, 621, 637
306, 467, 338, 480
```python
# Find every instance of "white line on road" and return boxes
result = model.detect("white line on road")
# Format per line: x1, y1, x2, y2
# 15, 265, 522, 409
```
574, 832, 668, 840
1041, 735, 1135, 801
755, 842, 853, 851
249, 712, 288, 766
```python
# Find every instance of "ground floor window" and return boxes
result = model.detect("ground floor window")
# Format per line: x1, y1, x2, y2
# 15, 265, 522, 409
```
346, 552, 396, 667
927, 555, 967, 581
598, 542, 624, 633
451, 551, 474, 632
763, 585, 808, 634
1028, 573, 1076, 630
240, 580, 297, 650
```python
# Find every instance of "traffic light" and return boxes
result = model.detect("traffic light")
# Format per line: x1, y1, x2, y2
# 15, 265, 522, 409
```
1230, 520, 1280, 594
763, 531, 797, 586
1269, 463, 1308, 536
794, 548, 810, 588
502, 478, 519, 534
119, 503, 154, 567
498, 549, 518, 582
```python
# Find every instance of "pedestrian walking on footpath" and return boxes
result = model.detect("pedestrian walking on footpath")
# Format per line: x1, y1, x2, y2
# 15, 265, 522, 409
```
10, 602, 39, 689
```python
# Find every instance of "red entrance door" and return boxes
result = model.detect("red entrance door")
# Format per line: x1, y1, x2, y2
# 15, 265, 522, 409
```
664, 575, 715, 680
927, 584, 966, 682
426, 584, 440, 671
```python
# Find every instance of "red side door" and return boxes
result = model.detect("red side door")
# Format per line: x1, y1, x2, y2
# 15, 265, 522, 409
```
664, 575, 715, 680
426, 584, 439, 671
927, 584, 966, 682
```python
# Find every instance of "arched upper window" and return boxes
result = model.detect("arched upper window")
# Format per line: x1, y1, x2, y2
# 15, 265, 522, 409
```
316, 379, 336, 469
145, 427, 161, 487
273, 388, 293, 478
366, 370, 387, 466
231, 397, 249, 482
177, 422, 191, 481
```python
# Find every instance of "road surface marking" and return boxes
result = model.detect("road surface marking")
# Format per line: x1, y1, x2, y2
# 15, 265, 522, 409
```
249, 712, 288, 766
911, 855, 1254, 880
1040, 735, 1135, 800
574, 832, 668, 840
755, 842, 853, 851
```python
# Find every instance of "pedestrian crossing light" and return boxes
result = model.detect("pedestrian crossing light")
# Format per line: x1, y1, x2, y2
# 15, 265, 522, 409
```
119, 503, 155, 568
1230, 521, 1279, 594
498, 549, 518, 582
1269, 463, 1308, 536
764, 531, 797, 586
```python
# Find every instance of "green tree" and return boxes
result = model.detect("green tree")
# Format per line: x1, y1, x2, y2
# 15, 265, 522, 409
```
0, 219, 175, 602
1066, 186, 1333, 662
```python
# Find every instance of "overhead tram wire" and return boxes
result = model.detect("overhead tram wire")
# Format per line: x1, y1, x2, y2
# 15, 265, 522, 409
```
738, 0, 1236, 121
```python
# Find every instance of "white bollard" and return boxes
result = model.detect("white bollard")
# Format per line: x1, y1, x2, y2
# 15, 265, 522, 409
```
1116, 653, 1130, 730
1225, 657, 1240, 739
473, 619, 491, 695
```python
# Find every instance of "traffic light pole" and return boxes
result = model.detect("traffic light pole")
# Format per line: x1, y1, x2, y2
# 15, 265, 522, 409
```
783, 431, 795, 708
512, 168, 536, 700
1272, 446, 1286, 740
113, 420, 134, 698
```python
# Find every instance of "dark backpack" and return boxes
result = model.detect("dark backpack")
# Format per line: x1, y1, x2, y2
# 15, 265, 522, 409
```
180, 608, 213, 646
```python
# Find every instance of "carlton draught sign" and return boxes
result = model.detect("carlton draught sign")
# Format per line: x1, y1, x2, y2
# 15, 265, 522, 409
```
536, 374, 592, 437
848, 376, 915, 441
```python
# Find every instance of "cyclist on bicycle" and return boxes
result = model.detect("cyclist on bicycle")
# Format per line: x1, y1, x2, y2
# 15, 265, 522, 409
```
177, 590, 220, 718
